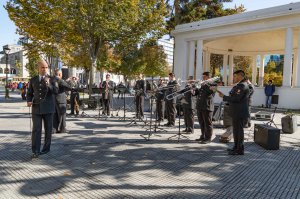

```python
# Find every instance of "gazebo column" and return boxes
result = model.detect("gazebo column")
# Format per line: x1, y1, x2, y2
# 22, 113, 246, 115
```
223, 54, 228, 86
259, 54, 265, 87
205, 51, 211, 72
188, 41, 196, 78
295, 29, 300, 87
196, 40, 203, 80
181, 41, 188, 80
283, 27, 293, 87
228, 54, 234, 85
292, 53, 298, 86
252, 55, 257, 85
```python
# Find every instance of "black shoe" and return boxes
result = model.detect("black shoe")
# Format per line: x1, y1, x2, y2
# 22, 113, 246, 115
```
195, 135, 205, 141
228, 150, 244, 155
186, 130, 194, 134
200, 139, 211, 144
40, 150, 50, 155
31, 153, 39, 159
60, 130, 70, 134
227, 147, 237, 152
182, 129, 187, 132
164, 123, 170, 126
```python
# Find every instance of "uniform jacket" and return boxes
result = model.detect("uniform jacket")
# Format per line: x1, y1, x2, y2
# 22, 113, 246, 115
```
156, 83, 165, 101
101, 80, 115, 99
27, 75, 59, 114
165, 80, 179, 104
54, 76, 72, 104
195, 83, 216, 112
223, 79, 250, 119
134, 80, 145, 97
181, 84, 195, 110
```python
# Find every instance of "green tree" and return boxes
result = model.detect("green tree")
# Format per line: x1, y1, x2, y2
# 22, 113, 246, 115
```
167, 0, 245, 31
265, 61, 276, 73
6, 0, 168, 95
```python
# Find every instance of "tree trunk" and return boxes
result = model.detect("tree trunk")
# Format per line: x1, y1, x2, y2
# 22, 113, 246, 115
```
89, 57, 96, 97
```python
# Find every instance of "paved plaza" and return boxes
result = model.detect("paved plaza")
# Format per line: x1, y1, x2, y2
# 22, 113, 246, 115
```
1, 88, 300, 199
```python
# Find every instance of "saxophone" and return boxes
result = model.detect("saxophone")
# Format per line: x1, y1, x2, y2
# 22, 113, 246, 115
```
74, 97, 80, 115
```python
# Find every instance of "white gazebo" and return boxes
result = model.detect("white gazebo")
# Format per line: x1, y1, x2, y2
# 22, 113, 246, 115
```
172, 2, 300, 109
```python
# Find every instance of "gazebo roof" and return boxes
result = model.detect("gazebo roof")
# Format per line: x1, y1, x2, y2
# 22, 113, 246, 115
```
172, 2, 300, 55
172, 2, 300, 34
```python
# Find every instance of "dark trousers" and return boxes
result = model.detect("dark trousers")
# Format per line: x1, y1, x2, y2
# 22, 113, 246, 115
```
53, 103, 67, 132
70, 92, 79, 114
103, 98, 111, 115
156, 100, 165, 121
166, 101, 176, 125
135, 95, 144, 118
32, 113, 53, 153
232, 117, 245, 151
183, 107, 194, 131
197, 110, 213, 140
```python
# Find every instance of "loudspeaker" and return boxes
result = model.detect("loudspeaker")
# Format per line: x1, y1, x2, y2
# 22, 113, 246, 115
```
281, 115, 297, 134
62, 68, 69, 80
254, 124, 280, 150
271, 95, 279, 104
223, 104, 232, 127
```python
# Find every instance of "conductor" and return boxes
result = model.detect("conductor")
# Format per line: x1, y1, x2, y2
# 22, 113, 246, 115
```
27, 59, 58, 158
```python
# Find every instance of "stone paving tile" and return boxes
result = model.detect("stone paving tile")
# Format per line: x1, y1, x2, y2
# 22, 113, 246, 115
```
2, 92, 300, 198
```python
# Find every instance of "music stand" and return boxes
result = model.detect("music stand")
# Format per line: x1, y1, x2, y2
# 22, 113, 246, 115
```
78, 87, 89, 117
168, 95, 190, 142
265, 106, 278, 128
92, 87, 107, 120
116, 87, 128, 120
128, 91, 147, 126
140, 93, 163, 140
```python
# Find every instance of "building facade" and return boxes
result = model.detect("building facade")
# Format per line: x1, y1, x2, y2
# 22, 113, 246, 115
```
172, 3, 300, 109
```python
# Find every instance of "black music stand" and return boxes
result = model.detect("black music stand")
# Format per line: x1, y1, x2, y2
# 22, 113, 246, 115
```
128, 91, 147, 126
92, 87, 107, 120
140, 93, 163, 140
116, 87, 129, 120
78, 87, 89, 117
168, 96, 190, 142
265, 106, 278, 128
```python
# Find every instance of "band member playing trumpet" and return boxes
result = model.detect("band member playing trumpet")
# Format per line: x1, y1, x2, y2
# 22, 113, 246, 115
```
134, 73, 145, 119
164, 73, 179, 127
182, 76, 195, 133
195, 72, 217, 144
101, 74, 115, 116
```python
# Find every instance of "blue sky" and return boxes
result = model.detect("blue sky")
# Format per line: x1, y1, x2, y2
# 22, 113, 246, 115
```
0, 0, 299, 48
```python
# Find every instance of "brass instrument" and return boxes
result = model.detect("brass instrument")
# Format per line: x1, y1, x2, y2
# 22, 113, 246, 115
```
165, 76, 220, 100
74, 97, 80, 115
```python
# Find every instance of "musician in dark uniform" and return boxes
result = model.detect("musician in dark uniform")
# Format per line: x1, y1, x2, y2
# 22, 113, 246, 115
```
53, 69, 72, 133
134, 74, 145, 119
195, 72, 217, 144
101, 74, 115, 116
218, 70, 250, 155
27, 59, 58, 158
182, 76, 195, 133
156, 78, 165, 122
164, 73, 179, 127
68, 76, 80, 115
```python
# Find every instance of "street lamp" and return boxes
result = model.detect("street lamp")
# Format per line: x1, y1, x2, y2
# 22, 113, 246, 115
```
3, 46, 11, 99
